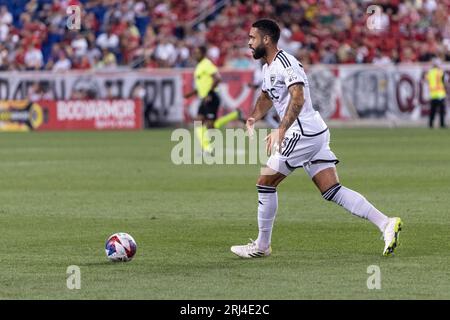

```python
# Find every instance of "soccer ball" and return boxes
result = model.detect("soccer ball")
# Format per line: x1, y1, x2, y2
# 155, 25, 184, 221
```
105, 232, 137, 262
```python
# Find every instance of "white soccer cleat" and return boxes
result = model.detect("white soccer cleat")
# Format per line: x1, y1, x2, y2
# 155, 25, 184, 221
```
230, 239, 271, 258
382, 217, 403, 256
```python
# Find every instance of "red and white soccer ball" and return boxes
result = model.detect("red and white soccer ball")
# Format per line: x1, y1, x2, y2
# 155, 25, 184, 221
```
105, 232, 137, 262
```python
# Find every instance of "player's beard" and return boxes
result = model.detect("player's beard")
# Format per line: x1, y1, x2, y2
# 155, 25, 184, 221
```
252, 44, 266, 59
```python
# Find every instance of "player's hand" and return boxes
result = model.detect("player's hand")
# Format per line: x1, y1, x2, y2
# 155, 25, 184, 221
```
246, 117, 255, 139
264, 129, 279, 156
264, 129, 286, 155
277, 128, 286, 154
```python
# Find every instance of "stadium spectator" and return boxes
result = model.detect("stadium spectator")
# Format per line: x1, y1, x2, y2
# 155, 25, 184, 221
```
0, 42, 8, 70
24, 44, 43, 70
372, 49, 394, 65
72, 55, 91, 69
45, 43, 62, 69
82, 12, 100, 33
12, 43, 26, 71
0, 19, 9, 43
96, 27, 119, 52
207, 44, 221, 66
0, 0, 448, 70
154, 36, 177, 67
96, 48, 117, 69
174, 40, 190, 68
85, 34, 101, 65
0, 5, 12, 25
121, 20, 141, 64
224, 45, 252, 69
71, 33, 88, 58
52, 50, 72, 71
320, 46, 337, 64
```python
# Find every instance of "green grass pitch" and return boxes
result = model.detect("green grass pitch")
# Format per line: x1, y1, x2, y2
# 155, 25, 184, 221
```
0, 128, 449, 299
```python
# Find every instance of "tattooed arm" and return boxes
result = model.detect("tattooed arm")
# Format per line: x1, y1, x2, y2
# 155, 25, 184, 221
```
276, 83, 305, 150
265, 83, 305, 155
279, 83, 305, 132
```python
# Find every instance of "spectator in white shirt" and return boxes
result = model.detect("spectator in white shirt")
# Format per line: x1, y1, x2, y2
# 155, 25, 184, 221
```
52, 50, 71, 71
71, 33, 88, 57
154, 37, 176, 67
24, 44, 43, 70
0, 6, 12, 25
372, 49, 393, 66
0, 22, 9, 42
96, 27, 119, 51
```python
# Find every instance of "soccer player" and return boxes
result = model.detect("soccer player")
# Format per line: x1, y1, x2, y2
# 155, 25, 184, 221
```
184, 45, 243, 153
231, 19, 402, 258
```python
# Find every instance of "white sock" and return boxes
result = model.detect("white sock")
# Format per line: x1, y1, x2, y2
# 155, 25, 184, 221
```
323, 184, 389, 232
255, 185, 278, 250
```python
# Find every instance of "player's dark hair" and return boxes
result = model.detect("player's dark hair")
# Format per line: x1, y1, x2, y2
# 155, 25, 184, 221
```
252, 19, 280, 43
198, 45, 207, 56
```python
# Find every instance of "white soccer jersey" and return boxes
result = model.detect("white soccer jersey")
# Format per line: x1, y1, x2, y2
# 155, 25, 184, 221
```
261, 50, 327, 136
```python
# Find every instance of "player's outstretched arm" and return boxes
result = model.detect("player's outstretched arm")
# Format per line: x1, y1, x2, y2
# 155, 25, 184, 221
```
246, 90, 273, 136
249, 90, 273, 121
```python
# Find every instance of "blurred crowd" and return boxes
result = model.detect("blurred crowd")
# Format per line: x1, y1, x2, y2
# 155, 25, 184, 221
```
0, 0, 449, 72
215, 0, 450, 67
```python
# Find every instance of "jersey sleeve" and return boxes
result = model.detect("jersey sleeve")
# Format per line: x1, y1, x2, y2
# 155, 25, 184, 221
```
280, 59, 307, 89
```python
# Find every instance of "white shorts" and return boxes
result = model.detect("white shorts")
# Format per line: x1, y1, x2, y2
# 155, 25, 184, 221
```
266, 129, 339, 178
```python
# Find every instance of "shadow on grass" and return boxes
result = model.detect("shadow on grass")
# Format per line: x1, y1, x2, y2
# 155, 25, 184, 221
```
78, 261, 120, 267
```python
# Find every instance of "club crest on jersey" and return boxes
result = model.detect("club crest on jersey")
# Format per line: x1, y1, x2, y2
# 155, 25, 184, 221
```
270, 75, 276, 86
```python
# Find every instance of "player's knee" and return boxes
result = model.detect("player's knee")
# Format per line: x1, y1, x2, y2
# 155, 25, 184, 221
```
256, 175, 278, 188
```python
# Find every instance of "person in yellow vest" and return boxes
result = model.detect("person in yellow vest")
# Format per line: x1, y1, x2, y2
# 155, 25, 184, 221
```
426, 59, 447, 128
184, 45, 244, 153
